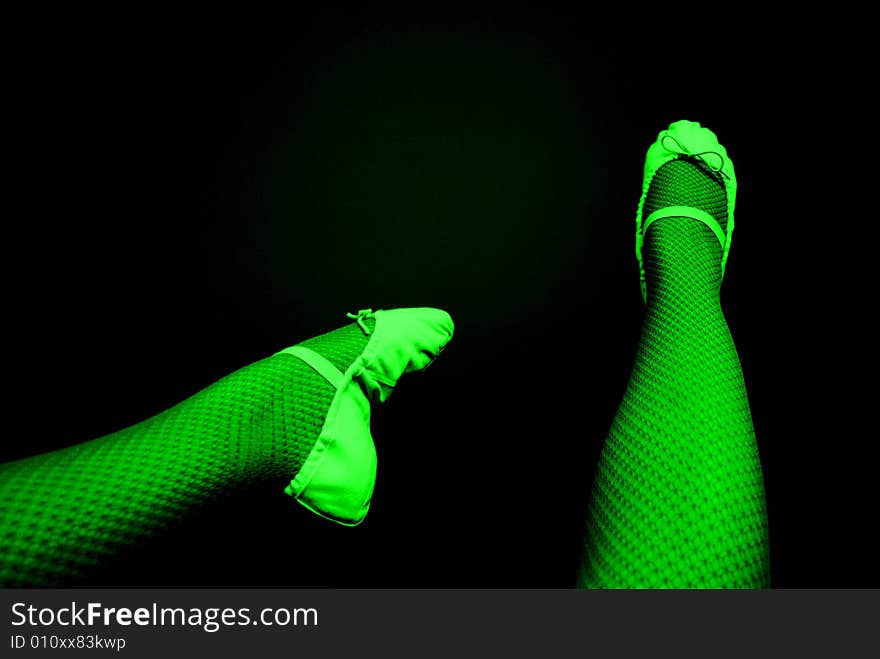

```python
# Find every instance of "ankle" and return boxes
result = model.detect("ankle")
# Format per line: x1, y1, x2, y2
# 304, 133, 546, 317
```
643, 219, 723, 305
299, 317, 374, 373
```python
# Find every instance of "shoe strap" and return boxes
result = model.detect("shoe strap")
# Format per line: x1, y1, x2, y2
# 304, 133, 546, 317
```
643, 205, 726, 249
276, 345, 345, 390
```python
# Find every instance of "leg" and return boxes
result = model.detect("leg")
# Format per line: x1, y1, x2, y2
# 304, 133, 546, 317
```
578, 122, 770, 588
0, 308, 453, 586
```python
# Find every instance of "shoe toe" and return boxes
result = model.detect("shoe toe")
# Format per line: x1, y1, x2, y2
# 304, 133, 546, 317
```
380, 307, 454, 373
357, 308, 454, 402
666, 119, 727, 158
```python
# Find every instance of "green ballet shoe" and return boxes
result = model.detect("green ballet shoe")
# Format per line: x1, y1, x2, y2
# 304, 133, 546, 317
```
635, 119, 738, 301
276, 307, 454, 526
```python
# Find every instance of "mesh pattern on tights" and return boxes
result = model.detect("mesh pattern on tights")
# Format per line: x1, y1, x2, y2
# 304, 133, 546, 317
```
0, 319, 371, 586
579, 159, 769, 587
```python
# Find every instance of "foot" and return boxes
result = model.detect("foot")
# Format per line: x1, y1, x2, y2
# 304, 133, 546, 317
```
278, 308, 454, 525
635, 119, 737, 301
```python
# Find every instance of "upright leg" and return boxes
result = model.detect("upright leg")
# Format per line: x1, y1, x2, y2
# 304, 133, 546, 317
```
578, 122, 769, 588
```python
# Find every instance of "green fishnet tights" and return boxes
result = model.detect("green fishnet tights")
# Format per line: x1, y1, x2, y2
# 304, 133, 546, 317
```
578, 160, 770, 588
0, 319, 373, 587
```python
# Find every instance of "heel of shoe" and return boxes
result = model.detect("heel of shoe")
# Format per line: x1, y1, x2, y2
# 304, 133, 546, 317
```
285, 377, 377, 526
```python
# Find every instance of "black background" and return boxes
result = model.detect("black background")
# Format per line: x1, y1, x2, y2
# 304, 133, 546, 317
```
6, 8, 876, 587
